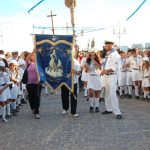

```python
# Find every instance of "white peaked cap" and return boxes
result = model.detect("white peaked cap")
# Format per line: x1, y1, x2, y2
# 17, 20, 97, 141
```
11, 50, 18, 53
0, 61, 5, 67
88, 47, 96, 53
9, 60, 19, 66
0, 54, 5, 59
143, 57, 149, 62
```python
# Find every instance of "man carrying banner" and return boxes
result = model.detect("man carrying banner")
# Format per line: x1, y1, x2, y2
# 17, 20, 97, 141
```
61, 53, 81, 117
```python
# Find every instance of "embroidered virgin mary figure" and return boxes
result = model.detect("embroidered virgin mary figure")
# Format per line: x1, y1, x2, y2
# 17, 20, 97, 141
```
45, 48, 63, 78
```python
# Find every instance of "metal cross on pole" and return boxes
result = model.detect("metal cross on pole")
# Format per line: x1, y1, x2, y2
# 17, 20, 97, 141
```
47, 11, 56, 35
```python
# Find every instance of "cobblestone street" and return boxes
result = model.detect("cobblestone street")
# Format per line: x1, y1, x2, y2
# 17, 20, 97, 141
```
1, 90, 150, 150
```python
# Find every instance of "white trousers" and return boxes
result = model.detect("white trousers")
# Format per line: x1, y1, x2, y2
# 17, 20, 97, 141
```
103, 74, 121, 115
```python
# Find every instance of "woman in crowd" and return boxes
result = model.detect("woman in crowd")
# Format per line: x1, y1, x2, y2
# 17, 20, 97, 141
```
141, 57, 150, 100
25, 49, 42, 119
0, 61, 11, 122
81, 50, 89, 97
8, 60, 20, 116
85, 48, 102, 113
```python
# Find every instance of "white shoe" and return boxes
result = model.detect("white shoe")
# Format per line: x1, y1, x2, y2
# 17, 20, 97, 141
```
2, 118, 8, 122
35, 114, 40, 119
61, 110, 67, 115
72, 114, 79, 117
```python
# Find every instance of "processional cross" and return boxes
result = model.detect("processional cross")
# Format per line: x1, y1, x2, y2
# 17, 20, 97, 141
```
47, 11, 57, 35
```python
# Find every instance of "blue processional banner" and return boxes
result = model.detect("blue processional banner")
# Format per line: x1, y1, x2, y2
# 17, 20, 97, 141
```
34, 34, 74, 92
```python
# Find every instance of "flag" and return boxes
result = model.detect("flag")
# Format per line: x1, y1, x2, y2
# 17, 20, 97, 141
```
35, 34, 74, 92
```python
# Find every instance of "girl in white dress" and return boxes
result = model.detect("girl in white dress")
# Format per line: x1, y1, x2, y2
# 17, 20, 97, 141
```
130, 49, 141, 99
85, 48, 102, 113
141, 57, 150, 100
0, 61, 10, 122
81, 51, 89, 97
8, 60, 20, 116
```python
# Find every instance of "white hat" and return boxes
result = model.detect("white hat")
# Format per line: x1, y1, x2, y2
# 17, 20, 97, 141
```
11, 50, 18, 53
0, 61, 5, 67
18, 59, 25, 66
0, 54, 5, 59
143, 57, 149, 62
9, 60, 19, 66
88, 48, 96, 53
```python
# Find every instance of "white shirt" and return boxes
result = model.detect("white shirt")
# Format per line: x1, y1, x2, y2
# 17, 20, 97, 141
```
130, 56, 141, 69
126, 57, 132, 71
119, 58, 127, 72
81, 57, 86, 67
0, 71, 9, 85
104, 50, 121, 73
73, 58, 81, 84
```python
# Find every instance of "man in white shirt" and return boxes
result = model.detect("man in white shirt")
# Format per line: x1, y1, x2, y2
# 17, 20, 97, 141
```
61, 57, 81, 117
101, 40, 122, 119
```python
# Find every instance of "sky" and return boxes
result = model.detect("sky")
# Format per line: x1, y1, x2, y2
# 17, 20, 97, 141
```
0, 0, 150, 51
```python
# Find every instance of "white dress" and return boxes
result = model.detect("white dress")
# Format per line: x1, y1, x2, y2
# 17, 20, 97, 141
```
118, 58, 127, 86
87, 61, 102, 90
126, 57, 132, 86
8, 70, 20, 99
4, 72, 11, 99
131, 57, 141, 81
81, 57, 88, 82
142, 68, 150, 87
0, 72, 8, 103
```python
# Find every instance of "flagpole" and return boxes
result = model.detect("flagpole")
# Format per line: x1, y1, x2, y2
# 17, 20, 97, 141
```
65, 0, 77, 93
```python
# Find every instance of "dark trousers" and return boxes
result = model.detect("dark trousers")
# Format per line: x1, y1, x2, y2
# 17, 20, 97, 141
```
26, 84, 42, 114
61, 83, 77, 115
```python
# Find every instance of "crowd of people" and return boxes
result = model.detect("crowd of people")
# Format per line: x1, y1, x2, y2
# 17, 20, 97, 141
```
75, 41, 150, 119
0, 40, 150, 123
0, 49, 42, 122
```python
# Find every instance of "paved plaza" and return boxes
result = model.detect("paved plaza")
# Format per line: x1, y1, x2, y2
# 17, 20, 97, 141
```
1, 90, 150, 150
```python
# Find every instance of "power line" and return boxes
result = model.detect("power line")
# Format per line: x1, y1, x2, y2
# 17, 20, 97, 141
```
126, 0, 148, 21
28, 0, 46, 14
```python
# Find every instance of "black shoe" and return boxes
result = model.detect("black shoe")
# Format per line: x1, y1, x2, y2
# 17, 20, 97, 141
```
135, 96, 139, 99
21, 98, 27, 104
6, 115, 12, 119
120, 95, 124, 99
89, 106, 93, 113
102, 110, 113, 114
86, 98, 89, 101
99, 97, 105, 102
16, 106, 20, 112
124, 94, 128, 98
116, 114, 122, 119
127, 95, 132, 99
141, 97, 146, 101
95, 107, 99, 113
99, 98, 102, 102
12, 110, 17, 116
116, 90, 120, 95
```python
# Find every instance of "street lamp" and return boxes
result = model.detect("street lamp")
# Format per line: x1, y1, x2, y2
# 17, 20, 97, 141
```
113, 22, 126, 48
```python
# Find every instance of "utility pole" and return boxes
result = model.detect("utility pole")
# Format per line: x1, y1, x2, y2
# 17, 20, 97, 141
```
47, 11, 56, 35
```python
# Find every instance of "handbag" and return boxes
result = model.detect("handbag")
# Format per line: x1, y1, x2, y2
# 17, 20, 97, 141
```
21, 63, 31, 84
